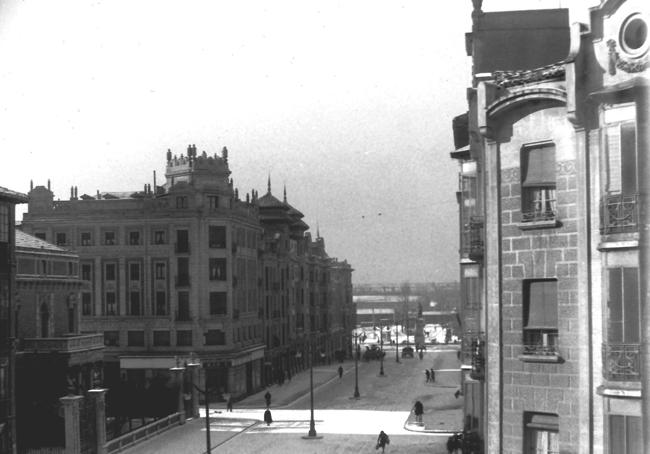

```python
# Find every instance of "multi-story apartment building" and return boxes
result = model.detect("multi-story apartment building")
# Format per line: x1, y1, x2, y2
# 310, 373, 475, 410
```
21, 145, 353, 403
258, 183, 353, 383
0, 186, 27, 454
451, 1, 648, 452
13, 230, 104, 452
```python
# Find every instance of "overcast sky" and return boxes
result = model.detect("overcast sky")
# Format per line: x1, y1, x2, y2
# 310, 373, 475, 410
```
0, 0, 588, 285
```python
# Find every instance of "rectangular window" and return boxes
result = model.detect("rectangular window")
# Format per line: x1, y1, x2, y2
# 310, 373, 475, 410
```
155, 262, 166, 280
608, 268, 640, 344
208, 196, 219, 210
80, 232, 92, 246
209, 258, 227, 281
176, 330, 193, 346
81, 264, 92, 281
177, 257, 190, 286
521, 143, 556, 222
208, 225, 226, 248
82, 292, 92, 316
0, 204, 8, 243
205, 329, 225, 346
524, 412, 559, 454
154, 230, 166, 245
105, 292, 117, 315
210, 292, 227, 315
104, 331, 119, 347
609, 415, 642, 454
56, 232, 67, 246
523, 279, 558, 356
177, 291, 190, 321
129, 231, 141, 245
105, 263, 116, 281
606, 121, 637, 195
176, 229, 189, 253
129, 291, 141, 316
129, 263, 140, 281
153, 331, 170, 346
127, 330, 145, 347
104, 231, 116, 245
155, 291, 167, 316
176, 196, 188, 208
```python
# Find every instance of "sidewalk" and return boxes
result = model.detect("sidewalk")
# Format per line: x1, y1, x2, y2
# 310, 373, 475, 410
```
120, 361, 356, 454
403, 349, 464, 434
226, 361, 356, 410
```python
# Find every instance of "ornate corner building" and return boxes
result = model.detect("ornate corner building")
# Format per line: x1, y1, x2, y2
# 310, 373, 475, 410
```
20, 146, 353, 404
451, 1, 649, 452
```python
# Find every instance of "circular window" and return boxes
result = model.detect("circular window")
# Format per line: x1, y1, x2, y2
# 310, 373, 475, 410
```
620, 13, 649, 57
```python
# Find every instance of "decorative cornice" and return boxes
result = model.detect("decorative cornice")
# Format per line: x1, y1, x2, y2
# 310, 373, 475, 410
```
493, 63, 566, 88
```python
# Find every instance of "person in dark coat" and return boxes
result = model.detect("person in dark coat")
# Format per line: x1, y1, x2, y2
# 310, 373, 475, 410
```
413, 400, 424, 424
425, 369, 430, 383
338, 366, 343, 379
430, 367, 435, 383
264, 390, 271, 408
226, 396, 233, 412
264, 408, 273, 426
376, 430, 390, 452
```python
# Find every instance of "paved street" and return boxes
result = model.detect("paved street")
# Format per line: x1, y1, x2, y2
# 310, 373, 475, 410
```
121, 346, 462, 453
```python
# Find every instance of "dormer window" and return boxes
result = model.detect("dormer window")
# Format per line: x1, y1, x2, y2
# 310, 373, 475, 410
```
176, 196, 188, 209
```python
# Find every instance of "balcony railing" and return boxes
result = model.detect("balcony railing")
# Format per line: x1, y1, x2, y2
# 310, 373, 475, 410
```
600, 192, 639, 235
521, 209, 556, 223
602, 342, 641, 381
22, 333, 104, 353
461, 331, 485, 381
174, 242, 190, 254
461, 216, 484, 260
523, 330, 559, 356
175, 275, 190, 287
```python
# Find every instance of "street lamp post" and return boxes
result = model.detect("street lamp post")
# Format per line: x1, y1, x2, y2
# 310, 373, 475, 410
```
377, 323, 385, 377
394, 313, 400, 363
191, 364, 211, 454
303, 341, 322, 439
351, 331, 361, 398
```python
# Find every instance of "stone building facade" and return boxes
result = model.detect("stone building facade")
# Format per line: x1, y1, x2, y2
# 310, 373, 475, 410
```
0, 186, 27, 454
20, 146, 353, 402
452, 1, 648, 453
13, 230, 104, 451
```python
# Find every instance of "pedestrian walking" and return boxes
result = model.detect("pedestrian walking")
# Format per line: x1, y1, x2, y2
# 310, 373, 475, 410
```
413, 400, 424, 424
226, 395, 233, 412
338, 365, 343, 379
375, 430, 390, 452
425, 369, 430, 383
264, 408, 273, 426
430, 367, 435, 383
264, 390, 271, 408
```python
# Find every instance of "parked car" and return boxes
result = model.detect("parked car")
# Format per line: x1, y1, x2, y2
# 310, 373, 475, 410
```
401, 346, 414, 358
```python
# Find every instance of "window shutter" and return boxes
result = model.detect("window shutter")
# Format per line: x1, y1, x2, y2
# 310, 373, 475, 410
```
525, 280, 557, 329
522, 145, 556, 187
608, 268, 623, 343
623, 267, 640, 343
621, 122, 637, 195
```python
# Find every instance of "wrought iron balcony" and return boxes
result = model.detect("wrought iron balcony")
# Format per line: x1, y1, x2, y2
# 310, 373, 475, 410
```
461, 216, 484, 260
523, 330, 559, 356
602, 342, 641, 381
600, 192, 639, 235
461, 331, 485, 381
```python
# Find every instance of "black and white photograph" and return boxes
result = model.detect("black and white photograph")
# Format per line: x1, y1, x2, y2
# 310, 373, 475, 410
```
0, 0, 648, 453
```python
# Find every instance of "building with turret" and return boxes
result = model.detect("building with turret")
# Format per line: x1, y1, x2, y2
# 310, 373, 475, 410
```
20, 145, 353, 404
